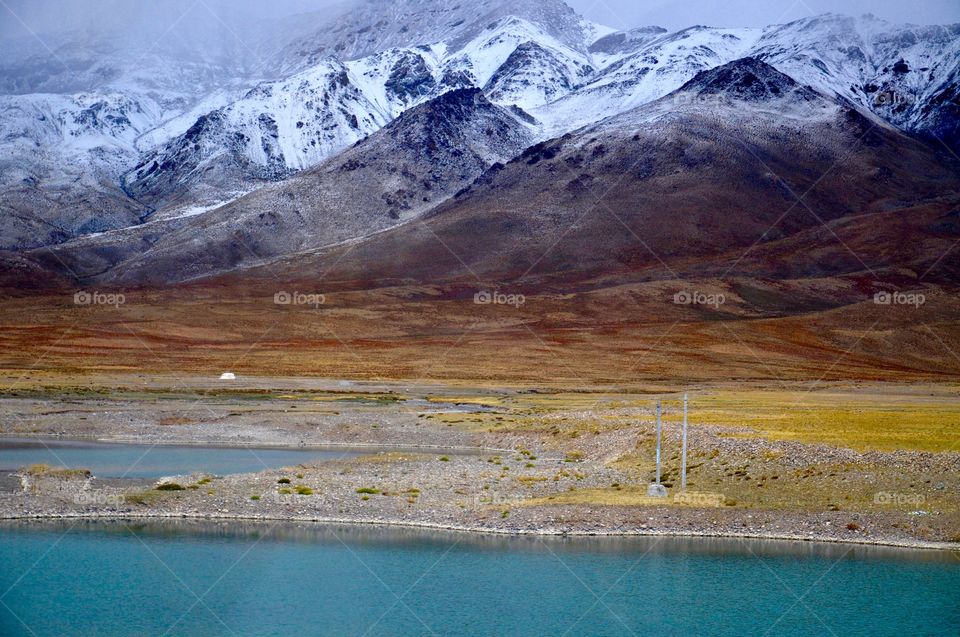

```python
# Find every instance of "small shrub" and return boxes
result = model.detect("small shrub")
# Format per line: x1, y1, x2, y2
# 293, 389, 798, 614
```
155, 483, 185, 491
124, 491, 160, 505
356, 487, 380, 494
296, 473, 304, 479
23, 464, 90, 478
439, 456, 450, 462
277, 478, 291, 484
278, 488, 292, 495
197, 477, 212, 485
362, 495, 370, 501
295, 486, 313, 496
846, 522, 861, 531
250, 495, 261, 501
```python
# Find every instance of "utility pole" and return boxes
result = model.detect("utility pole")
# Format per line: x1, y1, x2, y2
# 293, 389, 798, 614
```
646, 399, 667, 497
655, 400, 662, 484
681, 393, 688, 490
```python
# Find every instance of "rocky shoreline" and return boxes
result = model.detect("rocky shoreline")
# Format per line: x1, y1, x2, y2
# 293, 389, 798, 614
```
2, 382, 957, 553
3, 510, 958, 552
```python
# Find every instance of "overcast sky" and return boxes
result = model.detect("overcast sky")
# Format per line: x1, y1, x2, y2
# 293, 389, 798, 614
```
3, 0, 958, 39
566, 0, 960, 30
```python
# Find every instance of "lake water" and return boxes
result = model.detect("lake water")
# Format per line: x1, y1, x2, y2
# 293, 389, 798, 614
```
0, 438, 364, 478
0, 521, 956, 636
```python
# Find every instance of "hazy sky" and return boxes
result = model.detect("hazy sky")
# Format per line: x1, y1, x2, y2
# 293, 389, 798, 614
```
566, 0, 960, 30
2, 0, 958, 39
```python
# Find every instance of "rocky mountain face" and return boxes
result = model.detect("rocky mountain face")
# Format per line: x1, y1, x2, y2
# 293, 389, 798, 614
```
1, 2, 957, 260
751, 15, 960, 149
121, 60, 390, 213
271, 0, 602, 70
0, 91, 158, 249
261, 58, 959, 288
90, 4, 600, 218
36, 89, 535, 283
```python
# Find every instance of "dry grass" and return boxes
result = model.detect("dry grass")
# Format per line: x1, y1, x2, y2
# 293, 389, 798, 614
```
22, 463, 90, 478
0, 281, 957, 386
679, 390, 960, 453
422, 387, 960, 453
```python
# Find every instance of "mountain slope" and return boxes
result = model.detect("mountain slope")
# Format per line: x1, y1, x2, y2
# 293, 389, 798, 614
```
534, 26, 760, 134
273, 0, 605, 70
249, 59, 960, 288
0, 92, 160, 249
2, 7, 958, 255
119, 13, 597, 216
121, 59, 390, 213
38, 89, 535, 283
752, 15, 960, 149
535, 14, 960, 145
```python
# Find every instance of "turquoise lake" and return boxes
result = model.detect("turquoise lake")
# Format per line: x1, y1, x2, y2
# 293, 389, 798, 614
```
0, 522, 957, 636
0, 438, 364, 478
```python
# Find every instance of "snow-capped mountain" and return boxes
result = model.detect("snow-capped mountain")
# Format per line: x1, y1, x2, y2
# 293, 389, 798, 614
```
0, 91, 161, 249
235, 58, 959, 289
122, 11, 598, 213
752, 15, 960, 148
534, 25, 761, 135
1, 1, 957, 252
271, 0, 607, 71
535, 14, 960, 138
39, 88, 536, 283
121, 59, 390, 211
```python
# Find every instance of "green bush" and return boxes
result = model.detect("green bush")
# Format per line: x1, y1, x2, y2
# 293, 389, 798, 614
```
124, 491, 160, 505
277, 478, 291, 484
295, 486, 313, 495
356, 487, 380, 494
155, 483, 185, 491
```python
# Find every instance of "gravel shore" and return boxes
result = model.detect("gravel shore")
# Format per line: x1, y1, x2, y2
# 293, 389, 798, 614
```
2, 382, 957, 551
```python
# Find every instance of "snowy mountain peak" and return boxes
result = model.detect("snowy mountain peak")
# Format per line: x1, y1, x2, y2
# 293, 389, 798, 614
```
275, 0, 597, 72
588, 26, 669, 55
3, 6, 959, 251
677, 57, 820, 104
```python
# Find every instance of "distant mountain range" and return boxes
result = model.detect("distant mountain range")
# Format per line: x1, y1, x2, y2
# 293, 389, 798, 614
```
1, 0, 958, 292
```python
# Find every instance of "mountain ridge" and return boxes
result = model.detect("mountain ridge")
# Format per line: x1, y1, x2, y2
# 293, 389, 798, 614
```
0, 4, 957, 255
